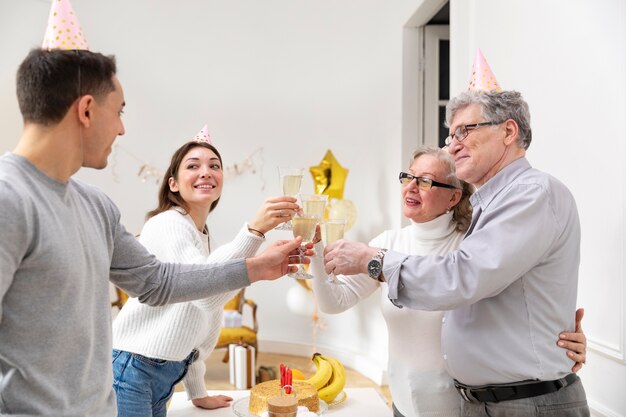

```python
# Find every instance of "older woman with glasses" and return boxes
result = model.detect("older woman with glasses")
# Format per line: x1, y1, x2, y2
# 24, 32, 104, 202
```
310, 146, 586, 417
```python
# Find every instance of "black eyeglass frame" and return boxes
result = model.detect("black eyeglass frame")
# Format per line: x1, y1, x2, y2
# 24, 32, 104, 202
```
444, 121, 499, 146
398, 172, 459, 190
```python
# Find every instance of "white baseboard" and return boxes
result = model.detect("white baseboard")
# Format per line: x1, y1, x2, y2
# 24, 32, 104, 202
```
258, 340, 388, 386
588, 398, 622, 417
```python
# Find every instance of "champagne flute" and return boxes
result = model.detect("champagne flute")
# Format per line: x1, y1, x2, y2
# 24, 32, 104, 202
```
321, 219, 347, 285
292, 194, 328, 280
276, 167, 304, 230
288, 214, 317, 279
300, 194, 328, 221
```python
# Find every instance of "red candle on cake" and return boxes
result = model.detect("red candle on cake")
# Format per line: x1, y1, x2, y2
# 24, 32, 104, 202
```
285, 368, 292, 394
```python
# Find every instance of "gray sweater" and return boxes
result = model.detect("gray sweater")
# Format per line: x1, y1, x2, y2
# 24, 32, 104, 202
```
0, 153, 249, 416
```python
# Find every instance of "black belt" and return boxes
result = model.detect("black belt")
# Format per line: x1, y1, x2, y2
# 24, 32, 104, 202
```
454, 373, 578, 403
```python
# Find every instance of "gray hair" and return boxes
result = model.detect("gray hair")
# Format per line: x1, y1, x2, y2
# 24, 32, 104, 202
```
410, 146, 473, 233
445, 90, 532, 150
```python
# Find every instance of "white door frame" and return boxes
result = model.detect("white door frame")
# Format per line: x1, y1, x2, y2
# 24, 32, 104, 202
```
400, 0, 449, 225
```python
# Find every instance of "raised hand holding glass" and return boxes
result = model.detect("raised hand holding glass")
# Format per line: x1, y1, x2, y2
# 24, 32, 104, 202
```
288, 214, 318, 279
276, 167, 304, 230
321, 219, 346, 285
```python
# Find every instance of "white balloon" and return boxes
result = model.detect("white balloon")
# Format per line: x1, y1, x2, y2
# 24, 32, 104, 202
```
327, 198, 358, 231
285, 284, 315, 317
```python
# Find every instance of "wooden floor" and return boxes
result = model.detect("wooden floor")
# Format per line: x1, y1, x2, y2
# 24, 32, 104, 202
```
175, 349, 392, 408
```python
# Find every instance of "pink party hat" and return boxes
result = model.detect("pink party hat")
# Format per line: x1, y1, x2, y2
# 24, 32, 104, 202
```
192, 125, 212, 144
42, 0, 89, 51
468, 49, 501, 92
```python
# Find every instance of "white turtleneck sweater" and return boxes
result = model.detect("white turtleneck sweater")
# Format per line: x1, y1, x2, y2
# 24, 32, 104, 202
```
112, 209, 264, 399
311, 212, 463, 417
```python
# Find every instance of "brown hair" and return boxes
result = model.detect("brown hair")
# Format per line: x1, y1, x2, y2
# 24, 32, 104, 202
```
410, 146, 474, 233
146, 141, 224, 220
16, 48, 117, 125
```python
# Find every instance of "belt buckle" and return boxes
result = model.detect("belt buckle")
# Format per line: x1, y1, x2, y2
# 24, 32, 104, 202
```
459, 387, 472, 402
454, 382, 475, 403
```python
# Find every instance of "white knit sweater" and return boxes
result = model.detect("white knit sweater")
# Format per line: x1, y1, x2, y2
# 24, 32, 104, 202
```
311, 212, 464, 417
112, 209, 263, 399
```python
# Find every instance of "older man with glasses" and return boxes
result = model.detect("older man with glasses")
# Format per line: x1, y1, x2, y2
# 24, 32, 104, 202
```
323, 89, 589, 416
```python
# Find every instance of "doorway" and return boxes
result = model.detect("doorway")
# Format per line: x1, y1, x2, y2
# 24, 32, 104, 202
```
423, 24, 450, 148
401, 0, 450, 156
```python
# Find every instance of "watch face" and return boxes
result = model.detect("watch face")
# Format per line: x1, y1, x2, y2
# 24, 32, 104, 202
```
368, 259, 382, 278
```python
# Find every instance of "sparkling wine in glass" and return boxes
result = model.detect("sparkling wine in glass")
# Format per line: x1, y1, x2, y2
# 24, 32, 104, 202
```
300, 194, 328, 221
321, 219, 347, 285
288, 214, 317, 279
276, 167, 304, 230
282, 175, 303, 196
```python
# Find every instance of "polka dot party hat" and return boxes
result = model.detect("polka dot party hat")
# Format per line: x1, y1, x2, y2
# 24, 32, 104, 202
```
467, 48, 501, 92
41, 0, 89, 51
192, 125, 212, 144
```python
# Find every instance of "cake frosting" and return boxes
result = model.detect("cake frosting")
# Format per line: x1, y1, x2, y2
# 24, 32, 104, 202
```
249, 380, 319, 415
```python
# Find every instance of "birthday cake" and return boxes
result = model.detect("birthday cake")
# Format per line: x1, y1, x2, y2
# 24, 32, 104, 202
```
248, 380, 319, 415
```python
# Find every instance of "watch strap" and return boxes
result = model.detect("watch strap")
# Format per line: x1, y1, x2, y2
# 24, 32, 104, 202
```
376, 249, 387, 282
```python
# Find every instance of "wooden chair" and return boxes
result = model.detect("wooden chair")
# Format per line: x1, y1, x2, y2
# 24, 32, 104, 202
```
215, 288, 258, 362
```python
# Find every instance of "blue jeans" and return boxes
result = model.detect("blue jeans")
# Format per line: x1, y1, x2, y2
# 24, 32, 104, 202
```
461, 375, 589, 417
112, 349, 199, 417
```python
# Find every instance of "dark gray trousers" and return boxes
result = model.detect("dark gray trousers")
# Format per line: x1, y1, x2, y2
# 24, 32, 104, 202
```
461, 375, 589, 417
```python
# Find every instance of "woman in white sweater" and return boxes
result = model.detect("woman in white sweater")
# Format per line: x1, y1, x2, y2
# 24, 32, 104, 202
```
311, 146, 586, 417
112, 139, 298, 416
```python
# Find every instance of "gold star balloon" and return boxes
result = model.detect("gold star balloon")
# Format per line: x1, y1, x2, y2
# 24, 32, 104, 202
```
309, 150, 348, 200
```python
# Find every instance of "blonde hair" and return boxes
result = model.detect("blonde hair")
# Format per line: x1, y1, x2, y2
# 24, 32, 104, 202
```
410, 146, 473, 233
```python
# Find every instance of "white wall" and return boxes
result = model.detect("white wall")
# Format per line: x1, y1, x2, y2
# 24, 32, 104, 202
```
4, 2, 623, 412
0, 0, 421, 384
450, 1, 626, 415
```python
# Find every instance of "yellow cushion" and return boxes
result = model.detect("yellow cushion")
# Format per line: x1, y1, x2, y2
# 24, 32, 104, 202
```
217, 326, 257, 346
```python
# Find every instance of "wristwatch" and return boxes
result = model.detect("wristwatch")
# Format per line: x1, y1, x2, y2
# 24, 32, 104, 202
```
367, 249, 387, 281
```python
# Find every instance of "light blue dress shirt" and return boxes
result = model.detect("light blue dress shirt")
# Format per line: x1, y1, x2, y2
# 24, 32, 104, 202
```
384, 157, 581, 386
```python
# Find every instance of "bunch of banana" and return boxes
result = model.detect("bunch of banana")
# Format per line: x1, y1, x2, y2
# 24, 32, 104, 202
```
317, 354, 346, 403
296, 353, 346, 403
299, 353, 332, 389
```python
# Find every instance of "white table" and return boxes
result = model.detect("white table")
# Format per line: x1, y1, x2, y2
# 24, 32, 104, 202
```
167, 387, 391, 416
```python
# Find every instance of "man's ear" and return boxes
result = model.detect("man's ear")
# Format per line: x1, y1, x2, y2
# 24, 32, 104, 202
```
77, 95, 94, 127
503, 119, 519, 146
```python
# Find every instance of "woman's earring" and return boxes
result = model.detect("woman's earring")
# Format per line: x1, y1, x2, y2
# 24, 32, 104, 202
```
446, 208, 451, 214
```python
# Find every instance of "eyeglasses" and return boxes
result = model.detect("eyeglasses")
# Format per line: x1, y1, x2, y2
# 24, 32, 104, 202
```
444, 121, 499, 146
398, 172, 459, 190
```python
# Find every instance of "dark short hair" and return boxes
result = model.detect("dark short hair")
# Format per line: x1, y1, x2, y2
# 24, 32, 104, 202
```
146, 141, 224, 220
16, 48, 117, 125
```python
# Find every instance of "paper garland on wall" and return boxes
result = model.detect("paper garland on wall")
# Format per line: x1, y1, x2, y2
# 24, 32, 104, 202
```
110, 144, 266, 190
